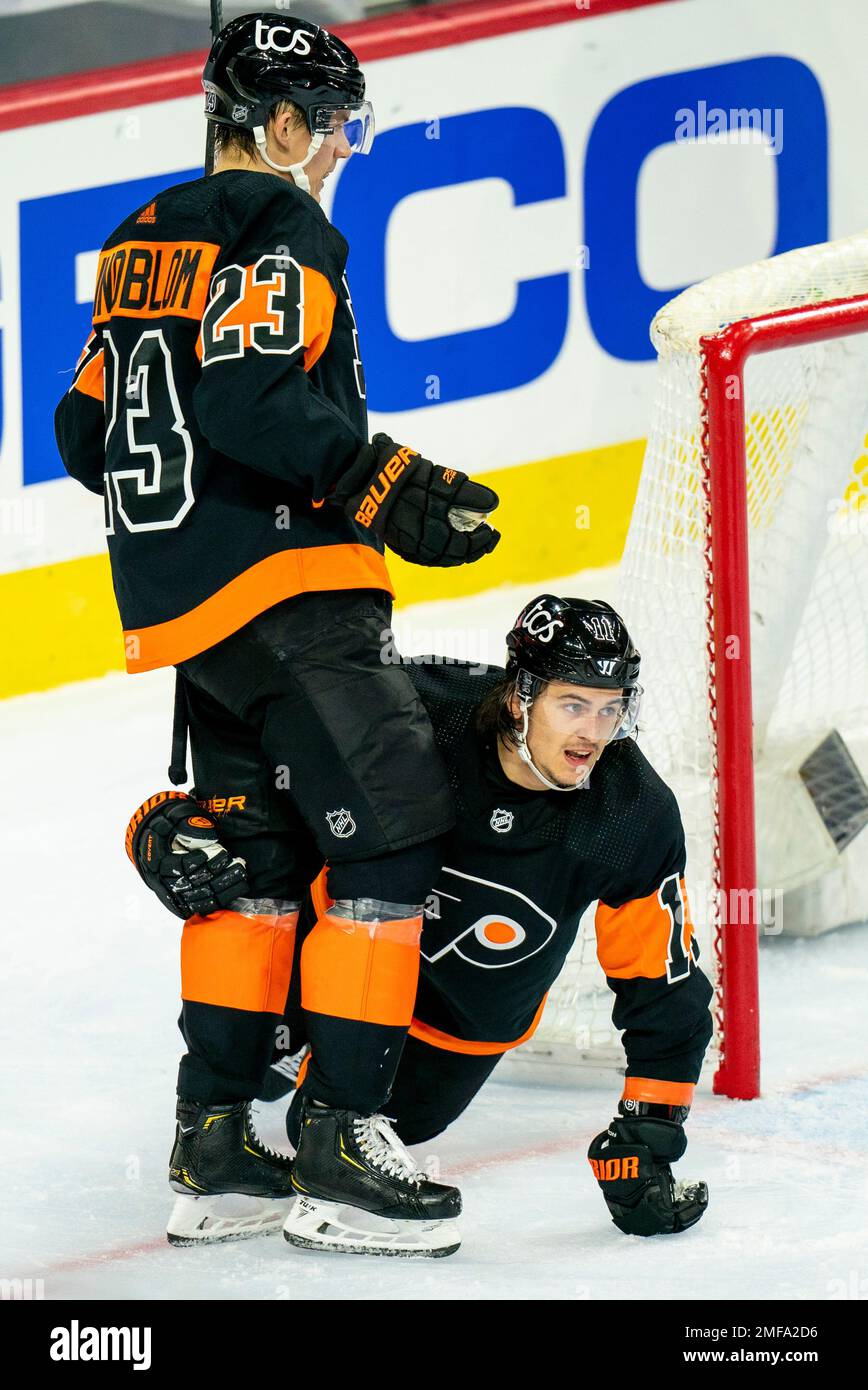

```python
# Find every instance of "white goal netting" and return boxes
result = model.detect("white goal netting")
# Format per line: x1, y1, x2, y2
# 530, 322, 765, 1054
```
509, 233, 868, 1084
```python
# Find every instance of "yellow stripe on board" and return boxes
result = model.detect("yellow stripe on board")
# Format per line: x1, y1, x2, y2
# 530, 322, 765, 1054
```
1, 439, 645, 699
2, 552, 124, 699
387, 438, 646, 606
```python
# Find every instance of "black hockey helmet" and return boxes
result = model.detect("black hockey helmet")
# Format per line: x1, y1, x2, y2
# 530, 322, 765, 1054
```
202, 12, 373, 152
506, 595, 642, 742
507, 595, 640, 690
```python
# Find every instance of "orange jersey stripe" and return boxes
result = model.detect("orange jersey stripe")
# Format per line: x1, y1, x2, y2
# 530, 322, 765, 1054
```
181, 906, 297, 1014
301, 912, 422, 1029
93, 240, 219, 324
621, 1077, 695, 1107
595, 875, 694, 980
74, 329, 98, 367
408, 995, 548, 1056
123, 543, 395, 673
301, 265, 337, 371
74, 347, 105, 402
309, 867, 333, 920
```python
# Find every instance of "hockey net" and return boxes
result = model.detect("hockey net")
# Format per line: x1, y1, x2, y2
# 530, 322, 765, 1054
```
506, 233, 868, 1097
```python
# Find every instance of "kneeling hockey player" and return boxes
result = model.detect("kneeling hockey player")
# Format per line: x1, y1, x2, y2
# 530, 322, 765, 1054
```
130, 595, 712, 1256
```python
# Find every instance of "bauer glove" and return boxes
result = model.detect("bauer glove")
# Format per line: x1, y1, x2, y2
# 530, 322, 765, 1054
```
588, 1105, 708, 1237
125, 791, 250, 920
333, 432, 500, 567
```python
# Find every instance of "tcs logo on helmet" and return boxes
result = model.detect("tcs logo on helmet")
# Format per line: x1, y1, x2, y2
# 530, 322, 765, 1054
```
422, 869, 557, 969
518, 597, 563, 644
254, 21, 314, 55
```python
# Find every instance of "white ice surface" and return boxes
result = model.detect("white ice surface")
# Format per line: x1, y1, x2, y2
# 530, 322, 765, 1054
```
2, 577, 867, 1301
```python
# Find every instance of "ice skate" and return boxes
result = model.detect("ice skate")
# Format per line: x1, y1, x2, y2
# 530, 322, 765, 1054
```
167, 1097, 296, 1245
284, 1103, 461, 1257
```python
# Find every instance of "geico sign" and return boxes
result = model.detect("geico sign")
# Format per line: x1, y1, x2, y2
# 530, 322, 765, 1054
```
334, 56, 827, 409
20, 56, 828, 485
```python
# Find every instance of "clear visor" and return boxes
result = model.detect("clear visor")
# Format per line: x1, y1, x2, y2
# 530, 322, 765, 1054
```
311, 101, 375, 154
543, 685, 643, 743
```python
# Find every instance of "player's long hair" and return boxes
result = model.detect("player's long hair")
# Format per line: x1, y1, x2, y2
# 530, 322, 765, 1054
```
475, 674, 522, 748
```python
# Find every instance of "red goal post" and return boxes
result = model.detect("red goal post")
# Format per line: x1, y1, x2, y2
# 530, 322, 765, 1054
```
511, 236, 868, 1101
704, 293, 868, 1099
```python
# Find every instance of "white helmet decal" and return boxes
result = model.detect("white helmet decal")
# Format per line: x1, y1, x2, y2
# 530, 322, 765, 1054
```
519, 597, 564, 644
583, 613, 618, 643
254, 21, 315, 56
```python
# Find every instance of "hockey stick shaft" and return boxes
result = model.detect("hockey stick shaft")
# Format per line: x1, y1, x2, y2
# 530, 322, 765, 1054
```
204, 0, 225, 175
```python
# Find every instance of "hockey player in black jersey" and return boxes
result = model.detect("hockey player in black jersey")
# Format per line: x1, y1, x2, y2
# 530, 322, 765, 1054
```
130, 594, 712, 1255
56, 14, 500, 1255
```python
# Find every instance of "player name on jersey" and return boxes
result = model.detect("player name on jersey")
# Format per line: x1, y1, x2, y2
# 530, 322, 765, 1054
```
93, 241, 219, 324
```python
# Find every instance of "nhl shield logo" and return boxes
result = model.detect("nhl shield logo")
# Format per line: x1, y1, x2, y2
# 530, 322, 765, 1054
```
326, 807, 356, 838
490, 808, 513, 834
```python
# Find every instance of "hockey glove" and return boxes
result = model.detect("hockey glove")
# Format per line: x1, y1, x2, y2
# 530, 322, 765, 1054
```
125, 791, 250, 920
333, 432, 500, 567
588, 1108, 708, 1237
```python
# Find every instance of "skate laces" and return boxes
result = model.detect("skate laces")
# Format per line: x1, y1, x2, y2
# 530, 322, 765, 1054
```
352, 1114, 422, 1186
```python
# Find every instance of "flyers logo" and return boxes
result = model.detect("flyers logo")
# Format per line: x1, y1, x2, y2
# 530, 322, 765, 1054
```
422, 867, 557, 969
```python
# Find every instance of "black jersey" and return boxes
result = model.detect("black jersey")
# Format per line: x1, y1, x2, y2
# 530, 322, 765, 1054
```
406, 660, 713, 1088
54, 169, 390, 675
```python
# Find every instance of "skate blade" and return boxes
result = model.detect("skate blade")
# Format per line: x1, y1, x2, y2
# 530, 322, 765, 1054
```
283, 1195, 460, 1258
167, 1191, 294, 1246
